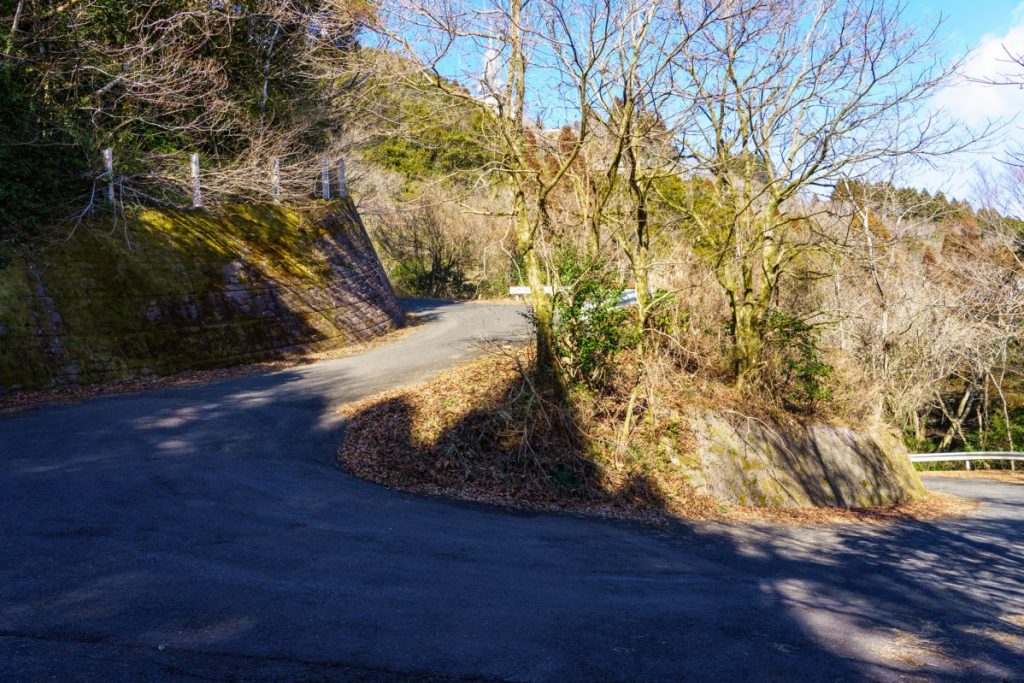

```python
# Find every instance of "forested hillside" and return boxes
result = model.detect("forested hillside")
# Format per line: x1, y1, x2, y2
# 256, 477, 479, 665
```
348, 0, 1024, 465
0, 0, 372, 238
3, 0, 1024, 468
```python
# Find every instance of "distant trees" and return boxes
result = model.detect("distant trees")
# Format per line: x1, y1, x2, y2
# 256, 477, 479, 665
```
833, 181, 976, 223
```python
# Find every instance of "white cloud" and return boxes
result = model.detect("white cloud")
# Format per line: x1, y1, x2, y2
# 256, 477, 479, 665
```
932, 25, 1024, 125
921, 20, 1024, 200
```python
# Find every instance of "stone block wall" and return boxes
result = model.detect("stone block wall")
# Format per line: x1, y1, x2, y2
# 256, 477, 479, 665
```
0, 200, 402, 391
688, 412, 925, 508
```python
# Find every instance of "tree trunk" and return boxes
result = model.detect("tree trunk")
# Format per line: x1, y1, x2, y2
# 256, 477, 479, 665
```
912, 409, 925, 443
938, 376, 983, 451
259, 23, 281, 129
524, 242, 557, 391
732, 298, 761, 384
4, 0, 24, 58
507, 0, 557, 392
724, 254, 764, 386
626, 141, 651, 331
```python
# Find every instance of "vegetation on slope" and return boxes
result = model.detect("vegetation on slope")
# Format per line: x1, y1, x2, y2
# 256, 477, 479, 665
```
338, 352, 976, 523
0, 1, 373, 242
355, 0, 1024, 471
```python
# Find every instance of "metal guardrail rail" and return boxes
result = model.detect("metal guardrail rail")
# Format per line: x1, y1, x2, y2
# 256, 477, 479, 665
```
508, 287, 640, 309
909, 451, 1021, 470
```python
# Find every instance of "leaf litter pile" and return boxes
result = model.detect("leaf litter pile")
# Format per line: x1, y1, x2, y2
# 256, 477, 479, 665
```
923, 470, 1024, 485
338, 352, 977, 526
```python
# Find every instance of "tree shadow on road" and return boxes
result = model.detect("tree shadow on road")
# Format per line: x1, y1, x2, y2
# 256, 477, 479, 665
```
335, 366, 1024, 680
3, 359, 1024, 680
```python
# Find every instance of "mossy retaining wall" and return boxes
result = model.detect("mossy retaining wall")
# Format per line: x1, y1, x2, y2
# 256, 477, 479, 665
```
688, 412, 926, 508
0, 200, 402, 391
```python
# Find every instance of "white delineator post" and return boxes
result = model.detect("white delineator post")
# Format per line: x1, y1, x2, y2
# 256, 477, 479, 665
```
321, 155, 331, 200
102, 148, 115, 204
190, 152, 201, 208
271, 157, 281, 203
336, 158, 347, 198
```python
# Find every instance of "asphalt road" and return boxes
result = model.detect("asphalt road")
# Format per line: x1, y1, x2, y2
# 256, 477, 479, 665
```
2, 300, 1023, 682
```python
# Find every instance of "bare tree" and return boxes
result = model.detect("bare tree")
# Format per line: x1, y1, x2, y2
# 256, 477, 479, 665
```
377, 0, 619, 387
665, 0, 981, 386
2, 1, 371, 216
577, 0, 719, 323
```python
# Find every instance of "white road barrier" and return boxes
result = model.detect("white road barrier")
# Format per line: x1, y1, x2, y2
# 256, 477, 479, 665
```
508, 285, 555, 296
508, 287, 640, 309
909, 451, 1021, 471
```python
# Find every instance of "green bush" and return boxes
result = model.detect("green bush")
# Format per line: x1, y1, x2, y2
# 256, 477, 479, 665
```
552, 249, 639, 389
390, 259, 473, 299
762, 309, 833, 411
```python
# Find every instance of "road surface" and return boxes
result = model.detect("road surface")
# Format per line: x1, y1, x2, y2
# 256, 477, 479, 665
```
2, 300, 1022, 681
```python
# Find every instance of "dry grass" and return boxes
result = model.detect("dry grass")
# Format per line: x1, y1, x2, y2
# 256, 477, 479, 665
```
338, 349, 714, 524
337, 352, 978, 527
0, 313, 425, 415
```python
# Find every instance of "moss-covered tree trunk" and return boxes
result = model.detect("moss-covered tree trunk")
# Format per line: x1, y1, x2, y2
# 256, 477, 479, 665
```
513, 193, 556, 391
720, 200, 785, 386
507, 0, 557, 392
525, 245, 557, 390
730, 294, 763, 384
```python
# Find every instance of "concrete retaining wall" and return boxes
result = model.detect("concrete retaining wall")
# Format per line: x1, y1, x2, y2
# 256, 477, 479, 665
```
688, 412, 925, 508
0, 200, 401, 391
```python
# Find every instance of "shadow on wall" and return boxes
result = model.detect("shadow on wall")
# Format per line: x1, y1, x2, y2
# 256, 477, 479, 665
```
692, 412, 925, 508
0, 200, 402, 391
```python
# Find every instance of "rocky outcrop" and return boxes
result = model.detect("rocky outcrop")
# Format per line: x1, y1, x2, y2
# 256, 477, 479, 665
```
688, 412, 925, 508
0, 200, 401, 391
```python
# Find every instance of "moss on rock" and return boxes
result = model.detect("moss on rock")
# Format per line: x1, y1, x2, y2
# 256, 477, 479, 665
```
0, 200, 401, 391
688, 412, 925, 508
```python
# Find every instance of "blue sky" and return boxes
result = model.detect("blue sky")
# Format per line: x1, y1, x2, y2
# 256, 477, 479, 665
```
901, 1, 1024, 199
910, 0, 1021, 53
383, 1, 1024, 202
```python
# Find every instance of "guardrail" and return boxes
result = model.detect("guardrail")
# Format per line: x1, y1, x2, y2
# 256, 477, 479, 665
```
508, 286, 556, 296
909, 451, 1021, 470
508, 287, 640, 309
